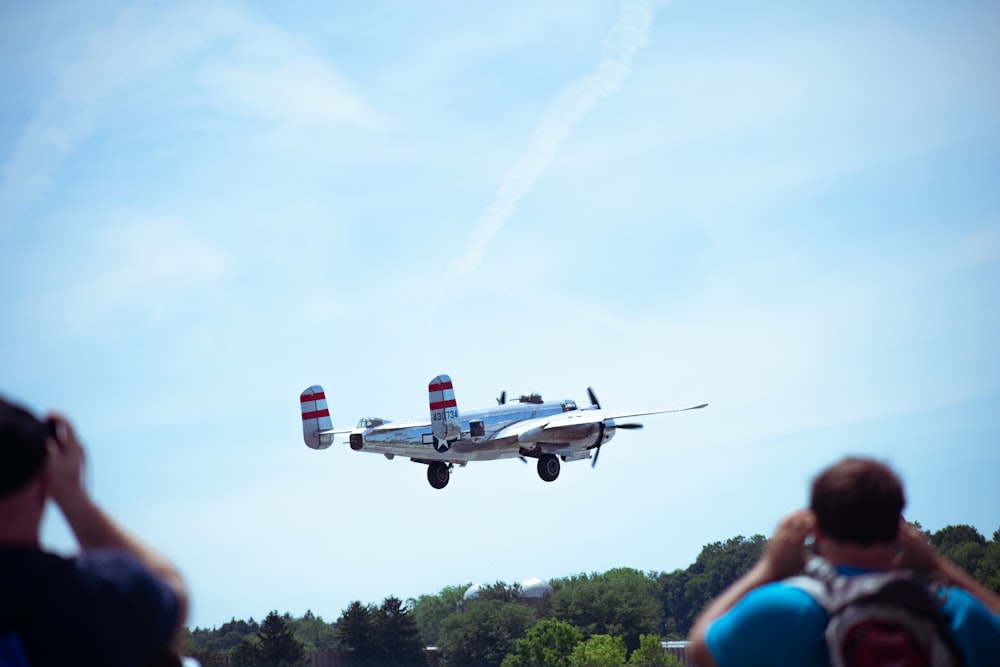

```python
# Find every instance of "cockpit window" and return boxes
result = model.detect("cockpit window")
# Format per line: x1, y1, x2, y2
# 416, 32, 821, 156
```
562, 400, 578, 412
357, 417, 387, 428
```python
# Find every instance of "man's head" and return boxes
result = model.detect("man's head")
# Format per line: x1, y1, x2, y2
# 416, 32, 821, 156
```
0, 397, 51, 499
810, 457, 905, 547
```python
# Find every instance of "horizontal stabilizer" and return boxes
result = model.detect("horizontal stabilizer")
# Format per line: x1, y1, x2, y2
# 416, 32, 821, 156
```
370, 420, 427, 433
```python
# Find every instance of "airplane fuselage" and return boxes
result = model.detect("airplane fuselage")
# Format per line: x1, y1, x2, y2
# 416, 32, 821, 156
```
350, 398, 598, 463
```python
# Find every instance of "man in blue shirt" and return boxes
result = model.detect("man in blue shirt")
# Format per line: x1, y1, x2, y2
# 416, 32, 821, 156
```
0, 396, 189, 666
688, 457, 1000, 667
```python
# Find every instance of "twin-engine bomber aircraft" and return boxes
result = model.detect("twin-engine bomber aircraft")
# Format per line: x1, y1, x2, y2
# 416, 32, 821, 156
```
300, 375, 707, 489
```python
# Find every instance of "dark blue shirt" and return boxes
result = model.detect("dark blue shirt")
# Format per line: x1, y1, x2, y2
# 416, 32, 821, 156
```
0, 547, 179, 666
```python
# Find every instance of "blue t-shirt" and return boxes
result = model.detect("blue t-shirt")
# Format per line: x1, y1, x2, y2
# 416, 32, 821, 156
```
0, 547, 180, 666
705, 569, 1000, 667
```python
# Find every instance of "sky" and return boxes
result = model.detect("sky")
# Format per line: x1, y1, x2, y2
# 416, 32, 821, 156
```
1, 0, 999, 631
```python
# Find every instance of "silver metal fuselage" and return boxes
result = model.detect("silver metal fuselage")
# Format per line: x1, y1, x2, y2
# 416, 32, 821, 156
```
351, 399, 596, 463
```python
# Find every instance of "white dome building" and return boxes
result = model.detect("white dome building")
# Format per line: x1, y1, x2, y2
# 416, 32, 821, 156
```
520, 577, 553, 610
520, 577, 553, 599
463, 583, 484, 610
462, 579, 553, 611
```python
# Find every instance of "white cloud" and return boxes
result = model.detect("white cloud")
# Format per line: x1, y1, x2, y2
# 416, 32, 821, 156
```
450, 0, 657, 278
199, 62, 370, 128
49, 217, 233, 334
0, 2, 372, 229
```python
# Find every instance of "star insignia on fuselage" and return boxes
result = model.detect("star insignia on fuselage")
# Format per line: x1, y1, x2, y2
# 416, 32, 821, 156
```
433, 438, 452, 453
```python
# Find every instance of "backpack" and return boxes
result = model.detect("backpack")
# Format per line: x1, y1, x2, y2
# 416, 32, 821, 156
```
790, 557, 964, 667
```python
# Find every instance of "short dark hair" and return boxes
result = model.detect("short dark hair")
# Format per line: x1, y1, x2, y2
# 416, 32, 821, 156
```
810, 457, 905, 546
0, 397, 50, 496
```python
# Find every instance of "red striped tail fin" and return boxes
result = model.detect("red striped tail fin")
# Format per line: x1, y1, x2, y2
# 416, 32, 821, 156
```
429, 374, 461, 442
300, 385, 335, 449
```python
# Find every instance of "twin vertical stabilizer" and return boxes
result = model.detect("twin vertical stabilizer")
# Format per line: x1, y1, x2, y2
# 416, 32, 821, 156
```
300, 385, 335, 449
429, 374, 461, 442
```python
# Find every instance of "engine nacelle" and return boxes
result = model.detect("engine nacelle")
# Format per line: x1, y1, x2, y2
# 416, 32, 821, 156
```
350, 433, 365, 451
600, 421, 616, 444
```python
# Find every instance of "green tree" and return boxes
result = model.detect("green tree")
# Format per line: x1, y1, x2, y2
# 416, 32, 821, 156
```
931, 524, 986, 553
549, 568, 661, 654
289, 610, 340, 652
477, 580, 523, 603
930, 524, 988, 582
928, 524, 1000, 594
187, 646, 226, 667
627, 634, 680, 666
438, 598, 536, 667
569, 634, 626, 667
338, 601, 379, 665
652, 569, 690, 638
188, 617, 261, 666
408, 583, 468, 646
502, 618, 583, 667
257, 611, 306, 667
376, 596, 426, 666
946, 541, 986, 579
230, 636, 261, 667
975, 529, 1000, 593
656, 535, 765, 637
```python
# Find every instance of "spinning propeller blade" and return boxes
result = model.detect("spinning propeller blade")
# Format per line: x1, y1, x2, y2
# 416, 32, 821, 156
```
587, 387, 601, 409
588, 387, 604, 466
586, 388, 643, 467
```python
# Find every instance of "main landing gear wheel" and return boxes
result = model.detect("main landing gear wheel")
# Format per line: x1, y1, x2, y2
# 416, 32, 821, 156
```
537, 454, 560, 482
428, 461, 450, 489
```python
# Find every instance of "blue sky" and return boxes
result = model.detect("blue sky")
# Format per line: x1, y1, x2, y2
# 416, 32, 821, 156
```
2, 0, 998, 630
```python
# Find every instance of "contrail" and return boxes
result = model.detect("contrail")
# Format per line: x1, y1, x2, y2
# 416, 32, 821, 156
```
450, 0, 657, 278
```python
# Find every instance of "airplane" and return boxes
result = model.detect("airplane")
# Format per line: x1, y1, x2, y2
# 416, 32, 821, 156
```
299, 375, 707, 489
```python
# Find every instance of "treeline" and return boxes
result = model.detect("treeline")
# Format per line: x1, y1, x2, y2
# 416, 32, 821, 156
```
185, 523, 999, 666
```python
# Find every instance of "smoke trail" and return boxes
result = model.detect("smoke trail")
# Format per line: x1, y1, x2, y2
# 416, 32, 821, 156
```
451, 0, 657, 278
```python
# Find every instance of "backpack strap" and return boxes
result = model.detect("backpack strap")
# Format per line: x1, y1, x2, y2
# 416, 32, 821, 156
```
784, 573, 834, 610
784, 555, 839, 611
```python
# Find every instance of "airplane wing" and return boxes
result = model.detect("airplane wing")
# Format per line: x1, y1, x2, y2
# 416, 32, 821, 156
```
493, 403, 708, 443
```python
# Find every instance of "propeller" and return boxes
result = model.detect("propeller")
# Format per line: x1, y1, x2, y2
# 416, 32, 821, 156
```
586, 387, 644, 467
589, 387, 605, 467
592, 422, 642, 467
587, 387, 601, 409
